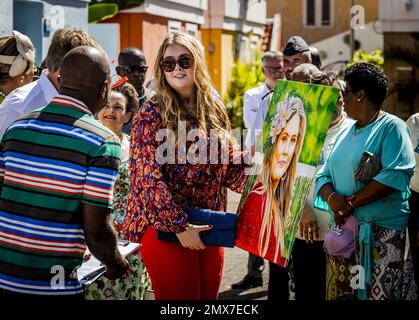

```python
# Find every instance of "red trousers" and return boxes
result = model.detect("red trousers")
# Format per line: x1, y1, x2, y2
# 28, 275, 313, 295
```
140, 226, 224, 300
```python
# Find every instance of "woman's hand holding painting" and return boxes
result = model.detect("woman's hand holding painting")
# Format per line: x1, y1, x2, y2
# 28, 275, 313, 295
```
299, 206, 319, 243
176, 224, 213, 250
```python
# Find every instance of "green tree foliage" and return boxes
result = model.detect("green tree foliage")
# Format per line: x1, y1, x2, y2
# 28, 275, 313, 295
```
223, 53, 265, 130
89, 0, 144, 23
90, 0, 144, 10
348, 49, 384, 70
89, 3, 118, 24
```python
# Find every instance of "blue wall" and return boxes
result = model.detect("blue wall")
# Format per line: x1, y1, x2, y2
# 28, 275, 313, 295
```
13, 0, 90, 66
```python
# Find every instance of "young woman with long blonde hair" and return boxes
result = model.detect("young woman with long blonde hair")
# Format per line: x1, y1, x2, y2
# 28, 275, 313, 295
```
123, 32, 249, 300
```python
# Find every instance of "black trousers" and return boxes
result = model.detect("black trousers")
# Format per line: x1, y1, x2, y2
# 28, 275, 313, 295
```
409, 189, 419, 291
292, 238, 326, 301
268, 261, 290, 301
247, 252, 265, 278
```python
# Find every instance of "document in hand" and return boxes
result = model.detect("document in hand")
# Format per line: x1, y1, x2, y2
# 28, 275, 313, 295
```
77, 241, 140, 286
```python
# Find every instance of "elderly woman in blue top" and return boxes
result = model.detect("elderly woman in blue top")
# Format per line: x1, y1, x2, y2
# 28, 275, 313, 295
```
314, 62, 417, 300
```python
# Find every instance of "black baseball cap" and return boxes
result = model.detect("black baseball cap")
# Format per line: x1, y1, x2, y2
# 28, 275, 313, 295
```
283, 36, 310, 56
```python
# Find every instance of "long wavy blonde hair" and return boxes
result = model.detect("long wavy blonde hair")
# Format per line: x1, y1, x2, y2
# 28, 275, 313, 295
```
252, 99, 306, 262
150, 32, 236, 147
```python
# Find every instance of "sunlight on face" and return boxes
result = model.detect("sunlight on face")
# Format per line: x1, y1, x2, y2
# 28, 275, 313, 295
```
98, 91, 130, 133
270, 113, 300, 181
162, 43, 195, 96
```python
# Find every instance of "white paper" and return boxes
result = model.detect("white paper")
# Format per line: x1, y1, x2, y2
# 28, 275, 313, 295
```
77, 241, 140, 286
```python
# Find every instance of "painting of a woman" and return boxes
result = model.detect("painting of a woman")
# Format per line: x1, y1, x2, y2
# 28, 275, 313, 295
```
236, 94, 306, 265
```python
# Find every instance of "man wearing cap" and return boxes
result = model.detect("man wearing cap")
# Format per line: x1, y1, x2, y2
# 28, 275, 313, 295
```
283, 36, 313, 80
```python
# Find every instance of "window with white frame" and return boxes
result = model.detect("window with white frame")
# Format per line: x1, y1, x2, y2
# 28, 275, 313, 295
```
304, 0, 333, 27
168, 20, 182, 33
185, 23, 198, 38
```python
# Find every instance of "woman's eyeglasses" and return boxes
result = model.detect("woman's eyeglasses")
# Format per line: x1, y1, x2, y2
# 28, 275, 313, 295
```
160, 54, 193, 72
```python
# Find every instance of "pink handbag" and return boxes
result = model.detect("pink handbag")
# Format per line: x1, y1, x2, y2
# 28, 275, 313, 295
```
323, 215, 358, 260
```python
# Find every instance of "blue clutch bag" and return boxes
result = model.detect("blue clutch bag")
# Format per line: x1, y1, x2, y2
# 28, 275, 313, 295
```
156, 208, 237, 248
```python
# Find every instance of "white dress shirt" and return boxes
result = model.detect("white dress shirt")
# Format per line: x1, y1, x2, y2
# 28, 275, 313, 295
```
407, 113, 419, 193
245, 88, 273, 148
0, 71, 57, 139
243, 83, 271, 130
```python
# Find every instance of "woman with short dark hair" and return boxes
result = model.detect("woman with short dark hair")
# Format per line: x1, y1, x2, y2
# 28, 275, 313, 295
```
314, 62, 417, 300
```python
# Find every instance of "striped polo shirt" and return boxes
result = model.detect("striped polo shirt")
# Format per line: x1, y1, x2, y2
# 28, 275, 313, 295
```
0, 95, 121, 295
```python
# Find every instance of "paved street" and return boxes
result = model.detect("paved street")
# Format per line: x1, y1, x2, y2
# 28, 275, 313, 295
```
218, 190, 269, 300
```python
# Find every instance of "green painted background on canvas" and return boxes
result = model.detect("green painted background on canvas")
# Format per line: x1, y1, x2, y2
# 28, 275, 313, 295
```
262, 80, 340, 166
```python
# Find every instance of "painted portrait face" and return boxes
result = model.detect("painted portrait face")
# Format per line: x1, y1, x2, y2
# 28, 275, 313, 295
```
270, 113, 300, 181
98, 91, 131, 133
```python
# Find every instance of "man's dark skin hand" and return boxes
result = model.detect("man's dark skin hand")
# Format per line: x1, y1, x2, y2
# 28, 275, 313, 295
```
82, 203, 129, 280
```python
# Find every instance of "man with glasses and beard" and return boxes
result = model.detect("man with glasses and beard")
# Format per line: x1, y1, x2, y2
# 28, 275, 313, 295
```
116, 47, 148, 134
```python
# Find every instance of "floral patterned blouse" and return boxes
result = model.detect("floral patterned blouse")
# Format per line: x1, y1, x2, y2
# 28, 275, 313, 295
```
110, 134, 130, 238
123, 100, 249, 242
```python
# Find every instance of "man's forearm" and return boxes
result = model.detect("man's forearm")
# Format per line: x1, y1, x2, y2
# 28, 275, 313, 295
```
82, 204, 126, 270
85, 220, 125, 268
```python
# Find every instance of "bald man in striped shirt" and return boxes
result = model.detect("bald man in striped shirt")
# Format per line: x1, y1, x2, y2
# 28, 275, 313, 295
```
0, 46, 129, 298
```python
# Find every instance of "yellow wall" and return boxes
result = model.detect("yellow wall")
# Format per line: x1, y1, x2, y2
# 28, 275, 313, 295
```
202, 28, 223, 95
202, 29, 259, 96
221, 32, 235, 96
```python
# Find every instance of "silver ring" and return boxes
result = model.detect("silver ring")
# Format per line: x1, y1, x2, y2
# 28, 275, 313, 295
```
338, 211, 344, 216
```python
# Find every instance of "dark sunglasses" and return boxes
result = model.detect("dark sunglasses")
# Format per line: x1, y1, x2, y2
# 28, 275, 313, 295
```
160, 54, 193, 72
119, 65, 148, 74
